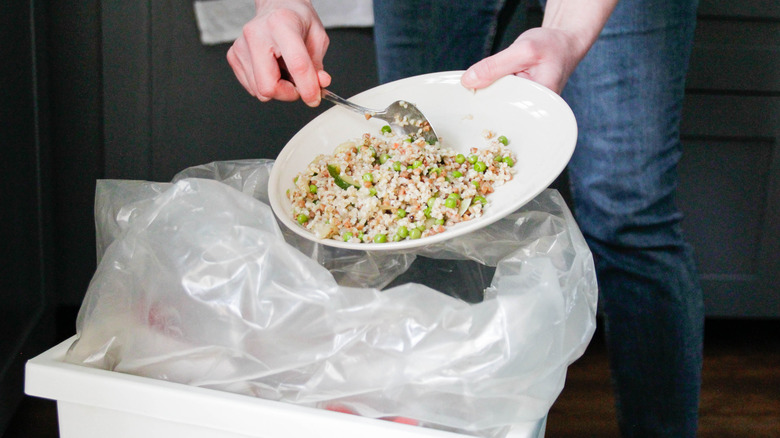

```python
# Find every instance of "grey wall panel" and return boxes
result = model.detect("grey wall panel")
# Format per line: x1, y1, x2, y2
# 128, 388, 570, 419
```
678, 139, 778, 317
697, 0, 780, 19
102, 0, 153, 181
682, 95, 778, 138
49, 0, 103, 306
0, 0, 55, 432
679, 1, 780, 316
688, 19, 779, 92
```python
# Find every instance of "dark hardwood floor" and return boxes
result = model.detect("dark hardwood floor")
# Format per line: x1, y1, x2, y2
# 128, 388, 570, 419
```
546, 318, 780, 437
5, 319, 778, 437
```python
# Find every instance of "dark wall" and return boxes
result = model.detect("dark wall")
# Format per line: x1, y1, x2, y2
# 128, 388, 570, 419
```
0, 0, 54, 433
47, 0, 104, 316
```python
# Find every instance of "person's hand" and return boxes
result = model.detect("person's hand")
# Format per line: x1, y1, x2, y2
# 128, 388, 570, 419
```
461, 0, 618, 94
460, 27, 583, 95
226, 0, 331, 106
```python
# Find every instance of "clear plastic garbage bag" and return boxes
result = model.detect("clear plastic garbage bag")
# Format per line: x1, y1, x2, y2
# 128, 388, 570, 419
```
66, 159, 597, 438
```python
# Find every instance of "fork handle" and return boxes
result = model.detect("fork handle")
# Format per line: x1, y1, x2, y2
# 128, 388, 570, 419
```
321, 89, 374, 117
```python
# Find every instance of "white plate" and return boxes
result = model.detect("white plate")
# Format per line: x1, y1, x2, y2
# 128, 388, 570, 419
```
268, 71, 577, 251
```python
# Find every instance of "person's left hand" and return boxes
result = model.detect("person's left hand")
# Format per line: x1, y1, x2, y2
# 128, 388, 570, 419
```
460, 27, 584, 94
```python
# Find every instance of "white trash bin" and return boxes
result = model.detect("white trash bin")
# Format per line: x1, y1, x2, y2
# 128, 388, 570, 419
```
25, 160, 596, 438
26, 338, 546, 438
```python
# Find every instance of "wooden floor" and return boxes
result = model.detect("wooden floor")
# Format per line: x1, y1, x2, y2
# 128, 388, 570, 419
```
547, 319, 780, 437
5, 319, 779, 437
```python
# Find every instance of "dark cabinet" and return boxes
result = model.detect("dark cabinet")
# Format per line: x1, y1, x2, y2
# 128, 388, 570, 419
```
678, 0, 780, 317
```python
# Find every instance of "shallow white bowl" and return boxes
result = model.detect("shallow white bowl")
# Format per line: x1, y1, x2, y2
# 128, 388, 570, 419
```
269, 71, 577, 251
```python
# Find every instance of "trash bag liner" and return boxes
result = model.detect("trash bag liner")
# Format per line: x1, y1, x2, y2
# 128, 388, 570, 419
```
66, 159, 597, 438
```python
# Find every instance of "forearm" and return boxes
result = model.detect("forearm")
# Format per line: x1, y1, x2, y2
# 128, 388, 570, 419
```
541, 0, 619, 62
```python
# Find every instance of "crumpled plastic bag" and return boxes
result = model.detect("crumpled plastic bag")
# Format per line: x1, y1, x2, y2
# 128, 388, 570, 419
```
66, 159, 597, 438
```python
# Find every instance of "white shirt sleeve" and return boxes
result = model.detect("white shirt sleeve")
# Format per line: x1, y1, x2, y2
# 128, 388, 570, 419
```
312, 0, 374, 28
193, 0, 373, 45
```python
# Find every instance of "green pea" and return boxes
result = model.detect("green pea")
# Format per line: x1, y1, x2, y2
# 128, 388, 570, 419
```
369, 188, 378, 197
296, 214, 309, 224
379, 153, 390, 164
428, 167, 441, 175
451, 170, 463, 178
392, 161, 402, 172
498, 135, 509, 145
369, 146, 377, 157
409, 228, 423, 239
472, 181, 480, 189
447, 193, 461, 200
503, 156, 515, 167
362, 173, 374, 182
427, 197, 437, 208
309, 184, 317, 194
343, 232, 353, 242
455, 154, 466, 164
474, 195, 487, 205
373, 234, 388, 243
393, 234, 403, 242
467, 154, 478, 164
381, 125, 392, 134
444, 198, 458, 209
436, 218, 445, 225
411, 160, 422, 169
494, 156, 503, 163
396, 226, 409, 239
424, 206, 432, 218
404, 137, 413, 143
474, 161, 487, 173
397, 208, 407, 218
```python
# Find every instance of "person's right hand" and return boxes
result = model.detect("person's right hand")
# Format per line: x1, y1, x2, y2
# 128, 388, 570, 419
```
226, 0, 331, 106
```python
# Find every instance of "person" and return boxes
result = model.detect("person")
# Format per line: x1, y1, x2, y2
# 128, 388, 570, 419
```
226, 0, 705, 436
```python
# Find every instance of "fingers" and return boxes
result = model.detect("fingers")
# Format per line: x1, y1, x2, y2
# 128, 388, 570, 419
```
461, 41, 539, 90
307, 23, 331, 85
460, 28, 572, 95
317, 70, 332, 89
271, 20, 325, 106
225, 4, 330, 106
226, 38, 256, 96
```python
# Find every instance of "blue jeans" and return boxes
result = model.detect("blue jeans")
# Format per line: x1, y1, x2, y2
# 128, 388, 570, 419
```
373, 1, 704, 436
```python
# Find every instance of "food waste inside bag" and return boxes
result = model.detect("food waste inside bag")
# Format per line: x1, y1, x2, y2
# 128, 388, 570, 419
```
67, 159, 597, 438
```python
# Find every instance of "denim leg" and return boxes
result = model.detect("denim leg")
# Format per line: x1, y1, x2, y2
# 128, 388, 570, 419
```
372, 0, 507, 83
561, 0, 704, 436
373, 0, 704, 436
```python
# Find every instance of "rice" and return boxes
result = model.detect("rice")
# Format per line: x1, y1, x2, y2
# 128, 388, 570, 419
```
287, 126, 516, 244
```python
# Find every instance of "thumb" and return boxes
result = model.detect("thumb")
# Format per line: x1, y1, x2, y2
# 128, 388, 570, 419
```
461, 53, 520, 90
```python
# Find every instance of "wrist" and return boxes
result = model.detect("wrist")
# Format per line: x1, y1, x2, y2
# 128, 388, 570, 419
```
541, 0, 618, 61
